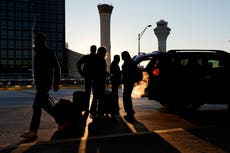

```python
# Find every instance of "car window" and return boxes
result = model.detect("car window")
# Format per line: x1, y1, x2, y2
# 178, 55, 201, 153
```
139, 60, 151, 69
208, 59, 222, 68
180, 58, 189, 66
145, 58, 159, 72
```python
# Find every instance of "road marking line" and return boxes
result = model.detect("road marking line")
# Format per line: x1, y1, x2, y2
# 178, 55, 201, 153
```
155, 128, 227, 153
155, 128, 184, 133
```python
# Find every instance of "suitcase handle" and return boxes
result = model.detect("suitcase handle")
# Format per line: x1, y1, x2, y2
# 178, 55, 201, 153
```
49, 96, 57, 105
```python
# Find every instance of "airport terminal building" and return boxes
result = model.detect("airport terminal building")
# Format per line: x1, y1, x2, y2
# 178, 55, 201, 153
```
0, 0, 82, 86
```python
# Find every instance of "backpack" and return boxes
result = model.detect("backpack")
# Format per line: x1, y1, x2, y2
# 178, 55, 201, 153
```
133, 64, 143, 82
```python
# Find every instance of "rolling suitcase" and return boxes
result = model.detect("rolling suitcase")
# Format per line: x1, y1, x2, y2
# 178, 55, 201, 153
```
50, 98, 81, 125
73, 91, 89, 112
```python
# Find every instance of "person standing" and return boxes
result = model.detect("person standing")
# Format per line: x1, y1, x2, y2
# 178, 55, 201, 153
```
21, 32, 61, 139
90, 46, 107, 118
121, 51, 136, 123
77, 45, 97, 112
110, 55, 121, 115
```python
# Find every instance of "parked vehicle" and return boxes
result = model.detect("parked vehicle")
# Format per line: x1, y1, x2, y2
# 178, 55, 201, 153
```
134, 49, 230, 111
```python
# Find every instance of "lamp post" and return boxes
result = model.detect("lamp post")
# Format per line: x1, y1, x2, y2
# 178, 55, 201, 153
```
31, 15, 38, 86
138, 24, 152, 55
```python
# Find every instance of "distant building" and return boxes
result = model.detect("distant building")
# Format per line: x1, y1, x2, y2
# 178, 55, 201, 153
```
65, 48, 84, 79
0, 0, 66, 82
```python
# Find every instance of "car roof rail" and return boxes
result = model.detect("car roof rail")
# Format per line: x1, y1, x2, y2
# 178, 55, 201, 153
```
167, 49, 229, 54
133, 50, 166, 64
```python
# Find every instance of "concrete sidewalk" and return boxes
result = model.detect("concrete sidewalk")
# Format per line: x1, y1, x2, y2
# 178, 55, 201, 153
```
2, 132, 179, 153
0, 114, 179, 153
0, 89, 180, 153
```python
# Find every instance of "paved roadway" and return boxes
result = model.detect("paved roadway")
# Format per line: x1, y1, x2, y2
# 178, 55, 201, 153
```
0, 88, 229, 153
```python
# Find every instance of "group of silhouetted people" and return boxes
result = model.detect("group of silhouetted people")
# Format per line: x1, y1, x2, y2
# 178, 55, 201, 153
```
21, 33, 138, 140
77, 45, 137, 123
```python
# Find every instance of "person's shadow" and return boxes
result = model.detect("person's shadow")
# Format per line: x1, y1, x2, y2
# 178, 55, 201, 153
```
88, 114, 132, 137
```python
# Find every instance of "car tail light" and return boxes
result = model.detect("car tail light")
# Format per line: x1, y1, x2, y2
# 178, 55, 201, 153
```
152, 68, 160, 76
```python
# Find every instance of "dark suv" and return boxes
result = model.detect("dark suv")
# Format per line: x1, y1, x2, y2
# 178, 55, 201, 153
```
134, 50, 230, 111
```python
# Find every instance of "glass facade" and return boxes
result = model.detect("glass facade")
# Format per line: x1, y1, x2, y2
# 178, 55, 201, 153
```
0, 0, 66, 81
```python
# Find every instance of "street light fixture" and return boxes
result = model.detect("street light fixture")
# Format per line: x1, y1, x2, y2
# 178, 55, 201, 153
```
138, 24, 152, 55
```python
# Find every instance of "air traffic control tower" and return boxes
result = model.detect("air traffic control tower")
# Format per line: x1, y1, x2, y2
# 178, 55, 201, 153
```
98, 4, 113, 72
154, 20, 171, 52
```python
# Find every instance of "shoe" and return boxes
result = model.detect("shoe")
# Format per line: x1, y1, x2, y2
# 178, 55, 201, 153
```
21, 131, 38, 140
123, 115, 136, 123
